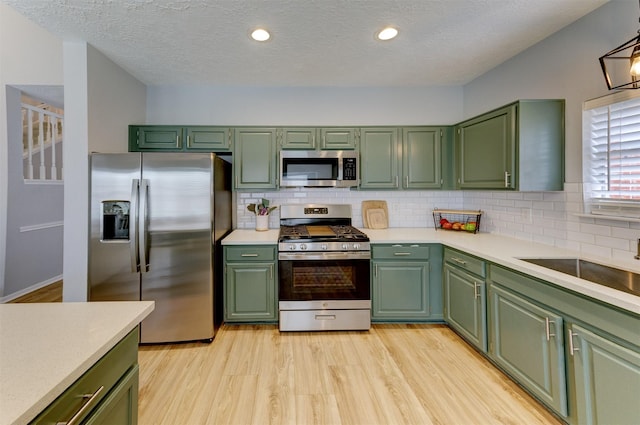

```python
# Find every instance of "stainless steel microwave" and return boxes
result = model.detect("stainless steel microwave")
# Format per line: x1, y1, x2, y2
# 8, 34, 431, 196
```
279, 150, 358, 188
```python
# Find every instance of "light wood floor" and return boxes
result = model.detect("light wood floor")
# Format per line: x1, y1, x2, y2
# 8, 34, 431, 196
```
8, 281, 63, 303
138, 324, 562, 425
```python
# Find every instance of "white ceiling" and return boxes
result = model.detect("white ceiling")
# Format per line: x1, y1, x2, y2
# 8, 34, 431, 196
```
4, 0, 609, 87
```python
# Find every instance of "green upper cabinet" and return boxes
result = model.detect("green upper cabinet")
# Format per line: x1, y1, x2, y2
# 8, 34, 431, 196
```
185, 127, 232, 151
130, 126, 184, 151
233, 128, 278, 190
360, 127, 400, 189
279, 127, 358, 150
280, 127, 317, 150
455, 99, 564, 191
360, 126, 451, 190
319, 128, 358, 149
129, 125, 232, 152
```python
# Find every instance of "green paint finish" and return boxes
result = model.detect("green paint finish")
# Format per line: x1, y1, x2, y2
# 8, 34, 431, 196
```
84, 365, 139, 425
570, 323, 640, 425
443, 250, 487, 352
186, 127, 231, 151
280, 127, 317, 149
319, 128, 357, 149
488, 283, 568, 417
360, 127, 400, 189
455, 100, 564, 191
233, 128, 277, 190
131, 126, 184, 151
402, 127, 443, 189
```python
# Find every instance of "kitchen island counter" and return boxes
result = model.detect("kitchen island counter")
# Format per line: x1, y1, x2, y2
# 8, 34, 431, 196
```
222, 228, 640, 315
0, 301, 154, 425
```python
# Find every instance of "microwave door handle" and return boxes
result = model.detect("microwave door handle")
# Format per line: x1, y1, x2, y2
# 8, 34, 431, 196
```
129, 179, 140, 272
138, 179, 150, 273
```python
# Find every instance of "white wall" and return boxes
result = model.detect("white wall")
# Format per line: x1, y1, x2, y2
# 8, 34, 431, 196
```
0, 3, 63, 298
462, 0, 640, 263
62, 43, 146, 301
146, 86, 463, 125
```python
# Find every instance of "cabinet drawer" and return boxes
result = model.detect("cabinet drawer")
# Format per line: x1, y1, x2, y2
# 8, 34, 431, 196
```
31, 328, 139, 424
372, 244, 430, 260
444, 248, 486, 277
225, 246, 275, 261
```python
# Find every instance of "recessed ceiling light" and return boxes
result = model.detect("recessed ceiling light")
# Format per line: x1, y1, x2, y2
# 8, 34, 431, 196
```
376, 26, 398, 41
251, 28, 271, 42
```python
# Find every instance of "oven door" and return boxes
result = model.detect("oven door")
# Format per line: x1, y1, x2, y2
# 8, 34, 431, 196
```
278, 251, 370, 301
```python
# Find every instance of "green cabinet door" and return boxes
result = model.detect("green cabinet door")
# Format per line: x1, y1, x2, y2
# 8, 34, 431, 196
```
488, 283, 568, 417
402, 127, 442, 189
186, 127, 232, 151
360, 127, 400, 189
84, 365, 139, 425
372, 261, 430, 319
233, 128, 277, 190
319, 128, 358, 149
569, 323, 640, 425
443, 263, 487, 352
456, 104, 515, 189
280, 127, 317, 149
130, 126, 184, 151
225, 262, 276, 322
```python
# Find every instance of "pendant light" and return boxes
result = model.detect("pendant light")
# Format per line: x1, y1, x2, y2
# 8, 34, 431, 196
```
599, 0, 640, 90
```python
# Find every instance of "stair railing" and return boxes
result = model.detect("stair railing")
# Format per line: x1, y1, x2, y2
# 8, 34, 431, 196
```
22, 103, 64, 181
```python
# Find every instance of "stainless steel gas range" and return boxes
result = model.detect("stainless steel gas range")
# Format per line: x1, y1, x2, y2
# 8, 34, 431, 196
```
278, 204, 371, 331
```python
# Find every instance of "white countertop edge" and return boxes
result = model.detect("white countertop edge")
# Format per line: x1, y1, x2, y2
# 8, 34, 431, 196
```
221, 228, 640, 315
2, 301, 154, 425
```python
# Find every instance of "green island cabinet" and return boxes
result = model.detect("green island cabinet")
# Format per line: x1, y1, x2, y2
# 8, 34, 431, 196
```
233, 128, 278, 190
224, 245, 277, 323
31, 327, 139, 425
442, 247, 487, 352
454, 99, 564, 190
371, 244, 443, 321
487, 264, 640, 424
360, 127, 453, 190
129, 125, 232, 152
279, 127, 358, 150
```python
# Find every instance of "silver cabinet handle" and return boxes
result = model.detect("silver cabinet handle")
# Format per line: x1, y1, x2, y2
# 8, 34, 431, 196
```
473, 282, 479, 299
395, 175, 399, 188
241, 253, 259, 257
568, 330, 579, 355
56, 385, 104, 425
176, 135, 180, 148
451, 257, 467, 265
405, 175, 409, 188
315, 314, 336, 320
545, 317, 556, 341
504, 171, 511, 188
394, 252, 411, 256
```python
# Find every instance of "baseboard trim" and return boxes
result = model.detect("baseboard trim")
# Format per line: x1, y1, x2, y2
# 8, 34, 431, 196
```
1, 275, 63, 303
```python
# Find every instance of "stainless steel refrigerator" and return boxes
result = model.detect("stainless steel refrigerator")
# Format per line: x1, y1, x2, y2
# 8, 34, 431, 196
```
89, 152, 231, 343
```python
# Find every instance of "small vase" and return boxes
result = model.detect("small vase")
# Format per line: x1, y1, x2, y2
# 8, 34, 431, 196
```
255, 214, 269, 231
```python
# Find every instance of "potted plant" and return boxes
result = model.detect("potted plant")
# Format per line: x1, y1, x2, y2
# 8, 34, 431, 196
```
247, 198, 277, 231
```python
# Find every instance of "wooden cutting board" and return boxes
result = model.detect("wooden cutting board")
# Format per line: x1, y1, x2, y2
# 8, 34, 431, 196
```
362, 200, 388, 228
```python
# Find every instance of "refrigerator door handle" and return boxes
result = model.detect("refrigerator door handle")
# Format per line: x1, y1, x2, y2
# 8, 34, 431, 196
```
139, 179, 150, 273
130, 179, 140, 272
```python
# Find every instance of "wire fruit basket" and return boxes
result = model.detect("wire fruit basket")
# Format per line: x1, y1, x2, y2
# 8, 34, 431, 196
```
432, 209, 482, 234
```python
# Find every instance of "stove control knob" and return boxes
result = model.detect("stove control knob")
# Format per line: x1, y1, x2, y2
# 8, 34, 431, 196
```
321, 244, 328, 250
289, 244, 296, 251
342, 243, 349, 250
353, 243, 360, 250
300, 243, 307, 251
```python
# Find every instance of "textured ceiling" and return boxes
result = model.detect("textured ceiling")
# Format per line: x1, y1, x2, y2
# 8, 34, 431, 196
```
4, 0, 609, 87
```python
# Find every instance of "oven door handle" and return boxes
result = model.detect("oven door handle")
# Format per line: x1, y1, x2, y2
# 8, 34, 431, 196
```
278, 251, 371, 261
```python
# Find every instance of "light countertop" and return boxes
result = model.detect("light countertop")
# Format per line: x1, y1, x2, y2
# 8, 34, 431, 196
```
0, 301, 154, 425
222, 228, 640, 315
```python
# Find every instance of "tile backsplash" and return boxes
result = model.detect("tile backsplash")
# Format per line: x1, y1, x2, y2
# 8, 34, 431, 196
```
235, 183, 640, 262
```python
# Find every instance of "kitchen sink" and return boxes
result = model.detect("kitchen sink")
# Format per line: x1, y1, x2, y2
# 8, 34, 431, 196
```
519, 258, 640, 297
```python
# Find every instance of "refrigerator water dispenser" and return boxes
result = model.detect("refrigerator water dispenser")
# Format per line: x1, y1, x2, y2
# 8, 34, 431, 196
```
102, 201, 130, 241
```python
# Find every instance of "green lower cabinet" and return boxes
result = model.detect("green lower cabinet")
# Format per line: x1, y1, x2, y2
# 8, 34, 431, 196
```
371, 244, 442, 322
569, 322, 640, 425
443, 262, 487, 352
224, 245, 277, 323
84, 365, 139, 425
488, 283, 568, 417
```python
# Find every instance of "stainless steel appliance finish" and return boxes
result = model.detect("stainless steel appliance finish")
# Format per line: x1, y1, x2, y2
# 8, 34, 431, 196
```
279, 150, 358, 188
278, 204, 371, 331
89, 153, 231, 343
